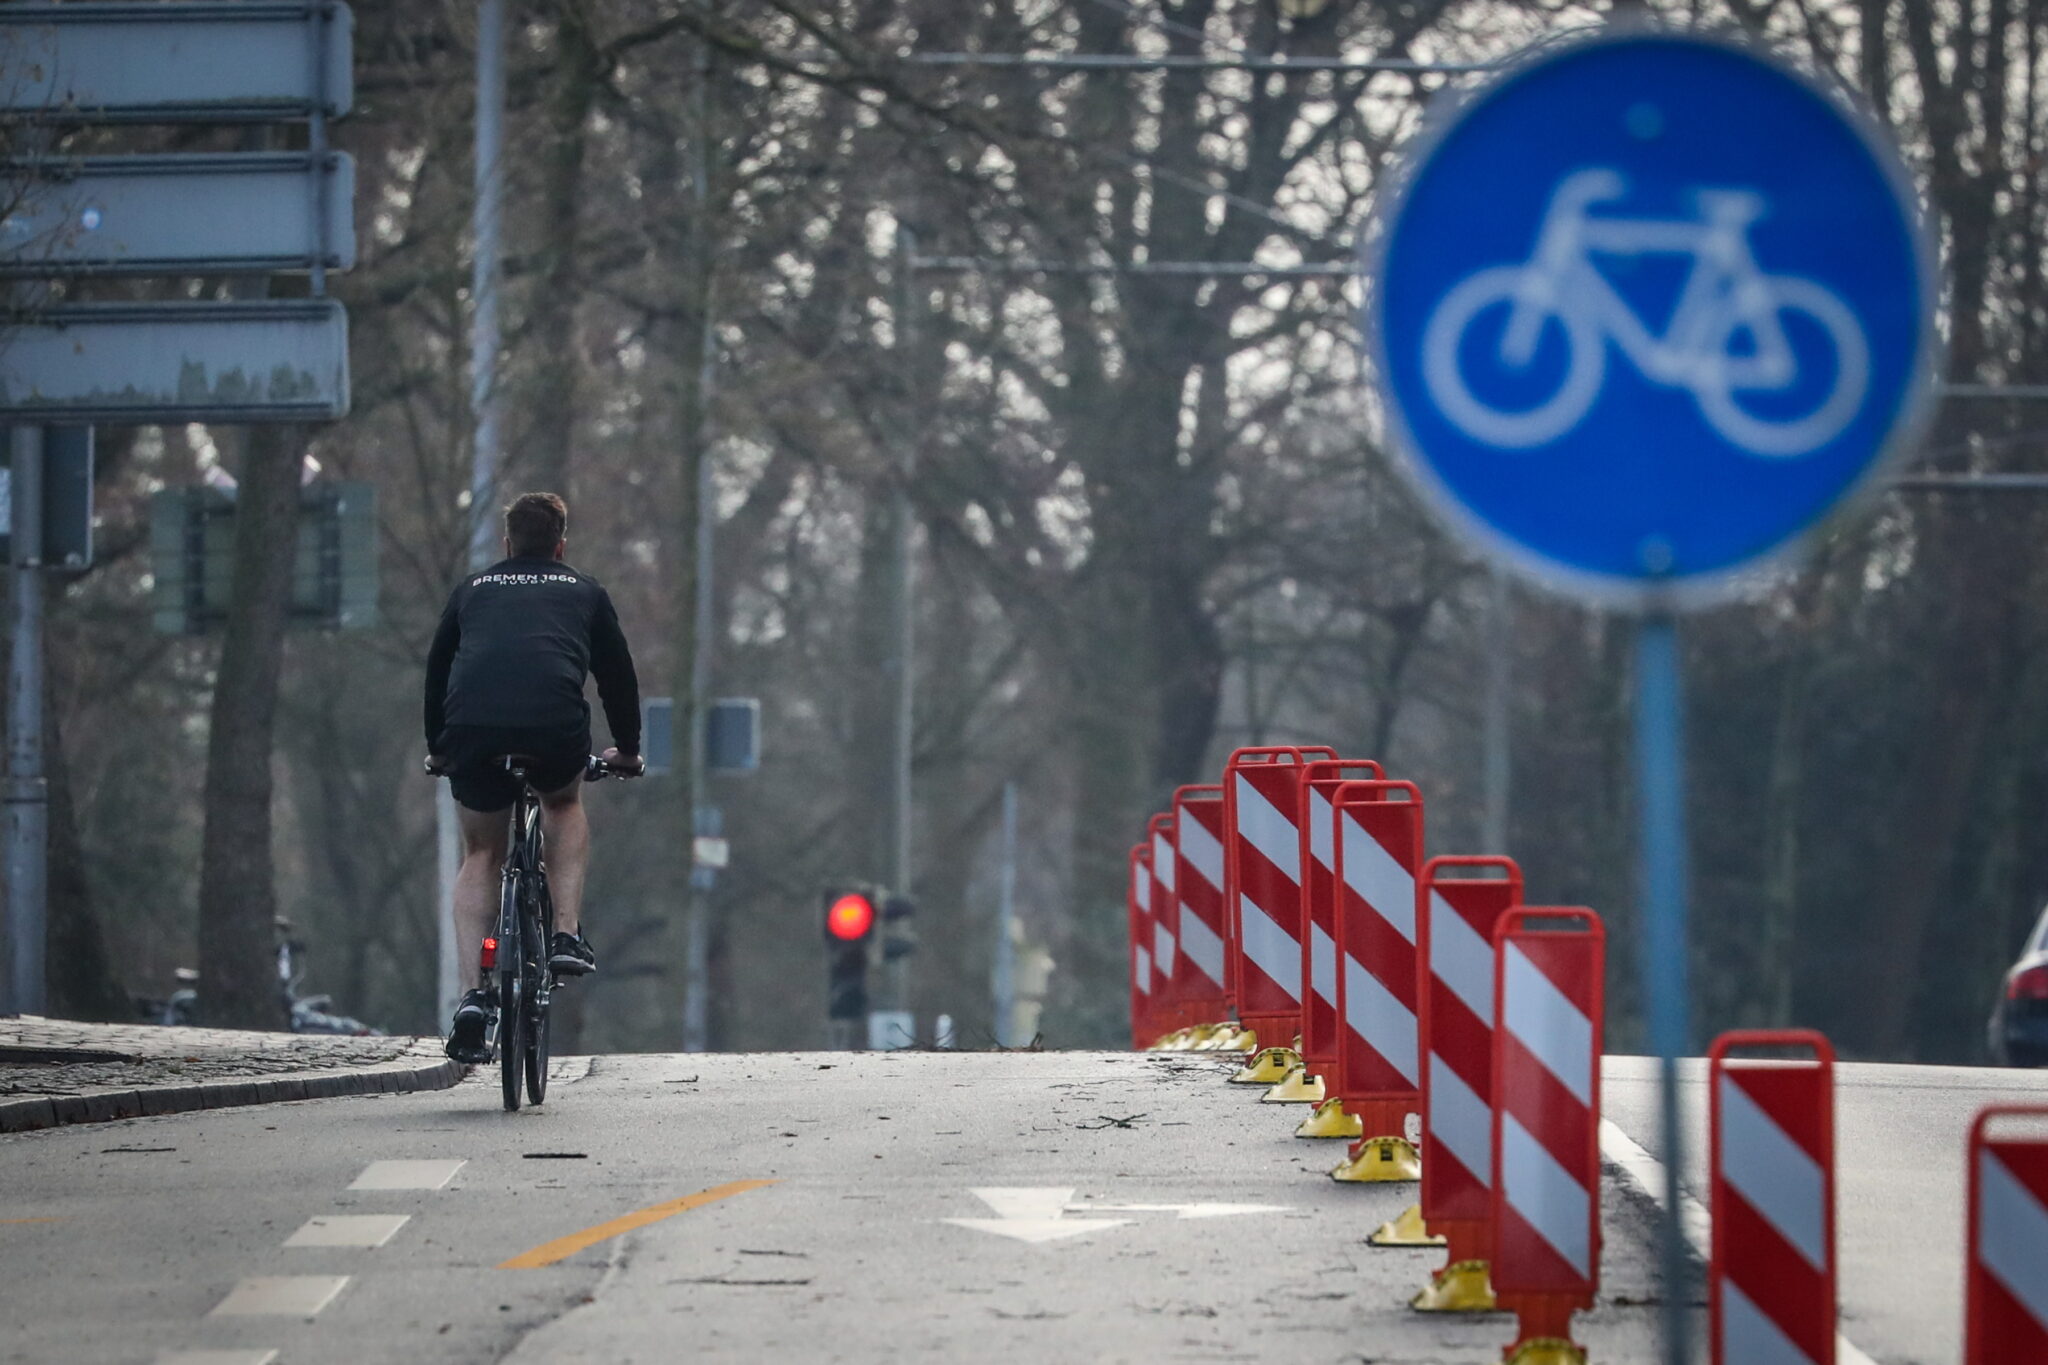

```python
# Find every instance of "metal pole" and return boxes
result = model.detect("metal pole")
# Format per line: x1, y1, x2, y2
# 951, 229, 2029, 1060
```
992, 781, 1018, 1047
5, 426, 45, 1015
439, 0, 508, 1029
887, 224, 918, 1020
680, 42, 718, 1054
1481, 568, 1510, 853
1633, 614, 1694, 1365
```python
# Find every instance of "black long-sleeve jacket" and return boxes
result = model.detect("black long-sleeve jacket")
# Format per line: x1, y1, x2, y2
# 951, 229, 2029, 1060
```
423, 555, 641, 753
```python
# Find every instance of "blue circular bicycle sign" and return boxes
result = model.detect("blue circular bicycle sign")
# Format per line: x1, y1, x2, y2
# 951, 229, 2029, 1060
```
1371, 30, 1938, 606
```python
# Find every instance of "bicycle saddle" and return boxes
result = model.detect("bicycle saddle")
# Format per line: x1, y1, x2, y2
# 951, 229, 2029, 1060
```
495, 753, 542, 774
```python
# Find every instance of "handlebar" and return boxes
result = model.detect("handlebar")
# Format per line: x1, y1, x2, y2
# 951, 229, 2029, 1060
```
422, 753, 645, 780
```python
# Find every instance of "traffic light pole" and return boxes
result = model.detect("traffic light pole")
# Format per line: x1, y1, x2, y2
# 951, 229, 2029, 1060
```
4, 427, 46, 1015
885, 225, 919, 1027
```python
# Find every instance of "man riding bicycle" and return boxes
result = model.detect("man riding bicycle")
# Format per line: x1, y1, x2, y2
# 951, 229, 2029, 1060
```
425, 492, 644, 1063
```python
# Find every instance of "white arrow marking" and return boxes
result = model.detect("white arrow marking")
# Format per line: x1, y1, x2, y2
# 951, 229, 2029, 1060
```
940, 1188, 1286, 1243
1064, 1202, 1288, 1220
941, 1217, 1132, 1244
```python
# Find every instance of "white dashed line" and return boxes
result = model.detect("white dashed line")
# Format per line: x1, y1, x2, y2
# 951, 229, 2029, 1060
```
283, 1214, 411, 1248
347, 1159, 465, 1191
207, 1275, 351, 1318
1598, 1118, 1880, 1365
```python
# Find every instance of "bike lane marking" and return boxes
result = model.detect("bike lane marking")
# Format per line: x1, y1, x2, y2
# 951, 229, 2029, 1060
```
282, 1214, 410, 1248
498, 1179, 778, 1269
347, 1158, 465, 1190
155, 1352, 279, 1365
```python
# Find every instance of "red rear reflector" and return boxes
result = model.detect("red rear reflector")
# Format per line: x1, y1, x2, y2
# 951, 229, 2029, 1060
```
480, 937, 499, 970
2011, 966, 2048, 1001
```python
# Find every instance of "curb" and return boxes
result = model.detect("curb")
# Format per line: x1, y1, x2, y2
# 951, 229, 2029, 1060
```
0, 1048, 469, 1135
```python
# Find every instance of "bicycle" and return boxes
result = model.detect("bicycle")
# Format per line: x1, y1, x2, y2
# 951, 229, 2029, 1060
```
433, 752, 620, 1110
1420, 167, 1870, 457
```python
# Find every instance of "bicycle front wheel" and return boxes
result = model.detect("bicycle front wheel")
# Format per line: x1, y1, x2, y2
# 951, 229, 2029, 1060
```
499, 968, 524, 1112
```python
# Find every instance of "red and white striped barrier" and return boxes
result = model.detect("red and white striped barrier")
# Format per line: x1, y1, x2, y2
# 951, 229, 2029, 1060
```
1413, 856, 1523, 1308
1170, 785, 1231, 1042
1294, 760, 1384, 1124
1223, 746, 1333, 1058
1491, 907, 1604, 1357
1709, 1029, 1836, 1365
1146, 812, 1181, 1040
1967, 1105, 2048, 1363
1328, 779, 1426, 1182
1126, 841, 1155, 1052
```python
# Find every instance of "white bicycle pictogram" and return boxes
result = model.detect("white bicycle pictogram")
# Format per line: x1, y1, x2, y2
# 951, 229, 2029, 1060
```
1420, 168, 1870, 457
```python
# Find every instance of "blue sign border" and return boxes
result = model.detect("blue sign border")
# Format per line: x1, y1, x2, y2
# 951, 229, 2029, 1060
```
1364, 26, 1942, 611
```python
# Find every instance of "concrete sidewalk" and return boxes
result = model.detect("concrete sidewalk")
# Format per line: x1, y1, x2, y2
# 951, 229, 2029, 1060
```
0, 1016, 463, 1133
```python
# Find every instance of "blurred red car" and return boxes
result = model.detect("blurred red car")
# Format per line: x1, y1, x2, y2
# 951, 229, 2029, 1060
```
1990, 904, 2048, 1067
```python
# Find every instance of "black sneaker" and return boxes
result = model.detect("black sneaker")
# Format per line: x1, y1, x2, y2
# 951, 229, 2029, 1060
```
549, 931, 597, 977
445, 988, 494, 1063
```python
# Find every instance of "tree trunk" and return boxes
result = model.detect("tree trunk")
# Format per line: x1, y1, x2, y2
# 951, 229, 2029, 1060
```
195, 425, 302, 1030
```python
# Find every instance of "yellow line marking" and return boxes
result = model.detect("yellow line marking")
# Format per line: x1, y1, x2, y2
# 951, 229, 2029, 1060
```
0, 1217, 63, 1224
498, 1179, 777, 1269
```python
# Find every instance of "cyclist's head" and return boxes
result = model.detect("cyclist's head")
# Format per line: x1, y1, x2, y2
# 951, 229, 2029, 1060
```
504, 492, 568, 560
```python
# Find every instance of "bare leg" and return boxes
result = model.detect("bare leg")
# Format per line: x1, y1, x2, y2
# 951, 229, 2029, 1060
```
538, 779, 589, 936
454, 804, 509, 994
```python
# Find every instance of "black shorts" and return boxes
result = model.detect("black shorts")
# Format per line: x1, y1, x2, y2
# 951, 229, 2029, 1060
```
437, 723, 590, 812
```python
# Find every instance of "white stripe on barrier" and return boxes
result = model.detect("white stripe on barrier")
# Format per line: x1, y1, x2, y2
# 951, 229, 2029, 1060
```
1979, 1148, 2048, 1329
1153, 832, 1176, 891
1719, 1073, 1827, 1271
1180, 816, 1226, 892
1240, 896, 1302, 1000
1153, 920, 1175, 974
1134, 866, 1150, 911
1310, 922, 1337, 1005
1179, 910, 1226, 986
1503, 944, 1593, 1107
1134, 945, 1151, 993
1344, 953, 1418, 1086
1501, 1114, 1592, 1279
1722, 1278, 1818, 1365
1341, 815, 1415, 942
1235, 775, 1303, 884
1429, 1051, 1490, 1187
1430, 891, 1495, 1026
1308, 789, 1335, 870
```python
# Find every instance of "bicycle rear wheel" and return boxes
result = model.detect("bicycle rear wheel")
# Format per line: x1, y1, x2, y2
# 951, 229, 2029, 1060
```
524, 880, 551, 1105
499, 967, 524, 1112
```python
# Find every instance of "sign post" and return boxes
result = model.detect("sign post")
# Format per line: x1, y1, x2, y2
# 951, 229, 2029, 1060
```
1369, 29, 1936, 1365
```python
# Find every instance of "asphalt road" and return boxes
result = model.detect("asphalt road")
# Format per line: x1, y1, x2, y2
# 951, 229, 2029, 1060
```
1, 1047, 2035, 1364
1603, 1054, 2048, 1365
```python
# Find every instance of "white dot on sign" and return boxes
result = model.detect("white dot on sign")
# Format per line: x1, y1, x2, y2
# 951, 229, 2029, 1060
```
79, 207, 101, 231
1638, 536, 1675, 574
1626, 103, 1664, 140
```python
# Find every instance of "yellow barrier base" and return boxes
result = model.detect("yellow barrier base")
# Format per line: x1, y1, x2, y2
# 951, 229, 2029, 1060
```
1505, 1339, 1586, 1365
1229, 1047, 1301, 1084
1144, 1029, 1189, 1051
1367, 1202, 1445, 1247
1261, 1066, 1326, 1104
1332, 1135, 1422, 1183
1410, 1259, 1495, 1311
1197, 1024, 1254, 1053
1295, 1096, 1364, 1139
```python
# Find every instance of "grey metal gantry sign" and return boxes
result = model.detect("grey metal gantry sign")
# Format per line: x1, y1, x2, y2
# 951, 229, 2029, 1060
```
0, 3, 353, 122
0, 2, 356, 425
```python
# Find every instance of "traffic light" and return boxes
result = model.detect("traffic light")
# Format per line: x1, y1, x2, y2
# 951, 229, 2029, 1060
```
823, 886, 877, 1022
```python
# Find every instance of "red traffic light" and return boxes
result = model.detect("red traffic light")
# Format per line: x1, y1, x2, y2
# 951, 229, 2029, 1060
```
826, 892, 876, 941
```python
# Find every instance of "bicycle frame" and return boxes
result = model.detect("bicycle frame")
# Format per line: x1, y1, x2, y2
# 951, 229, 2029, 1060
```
1504, 169, 1796, 393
